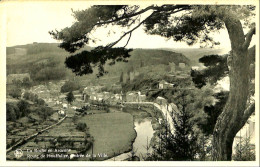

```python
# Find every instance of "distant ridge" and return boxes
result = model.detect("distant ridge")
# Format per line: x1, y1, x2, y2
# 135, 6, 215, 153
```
159, 47, 230, 66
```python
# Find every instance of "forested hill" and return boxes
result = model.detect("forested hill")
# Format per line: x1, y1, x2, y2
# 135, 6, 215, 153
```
130, 49, 190, 66
6, 43, 92, 82
104, 48, 190, 76
162, 47, 230, 66
7, 43, 70, 82
6, 43, 190, 83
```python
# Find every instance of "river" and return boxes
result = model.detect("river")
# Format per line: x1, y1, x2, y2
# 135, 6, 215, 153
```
105, 117, 155, 161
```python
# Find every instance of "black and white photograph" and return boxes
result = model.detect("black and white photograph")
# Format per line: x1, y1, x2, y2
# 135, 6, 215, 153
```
1, 0, 259, 165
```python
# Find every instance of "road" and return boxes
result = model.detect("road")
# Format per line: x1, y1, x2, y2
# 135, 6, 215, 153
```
124, 102, 175, 134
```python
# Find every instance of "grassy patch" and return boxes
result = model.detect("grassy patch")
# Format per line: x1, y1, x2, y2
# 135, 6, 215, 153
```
77, 112, 136, 160
40, 118, 84, 137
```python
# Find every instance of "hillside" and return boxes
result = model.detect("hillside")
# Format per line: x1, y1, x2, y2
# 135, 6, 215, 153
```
104, 48, 190, 76
6, 43, 190, 85
162, 47, 230, 66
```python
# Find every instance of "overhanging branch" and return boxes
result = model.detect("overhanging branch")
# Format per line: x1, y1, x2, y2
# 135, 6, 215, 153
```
95, 6, 155, 26
243, 26, 256, 50
123, 32, 132, 48
106, 12, 155, 48
104, 6, 191, 49
240, 102, 255, 128
95, 5, 191, 26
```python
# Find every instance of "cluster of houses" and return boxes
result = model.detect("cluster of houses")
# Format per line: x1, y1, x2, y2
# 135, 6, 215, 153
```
31, 84, 51, 99
83, 86, 123, 105
82, 84, 173, 106
125, 91, 146, 102
83, 86, 149, 104
26, 81, 83, 117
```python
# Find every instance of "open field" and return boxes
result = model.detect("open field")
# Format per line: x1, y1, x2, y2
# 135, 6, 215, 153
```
77, 112, 136, 160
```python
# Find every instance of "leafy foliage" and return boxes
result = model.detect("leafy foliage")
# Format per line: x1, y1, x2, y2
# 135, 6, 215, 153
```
191, 45, 255, 88
8, 88, 22, 99
76, 122, 87, 132
23, 91, 46, 106
144, 7, 223, 47
6, 43, 71, 83
7, 99, 54, 122
119, 72, 124, 83
232, 135, 255, 161
191, 54, 228, 88
65, 47, 132, 77
34, 106, 54, 121
147, 90, 199, 161
33, 66, 67, 82
50, 5, 255, 78
200, 91, 229, 135
17, 100, 30, 117
6, 103, 20, 121
60, 81, 80, 93
6, 100, 30, 121
66, 91, 75, 105
190, 69, 207, 88
145, 85, 216, 161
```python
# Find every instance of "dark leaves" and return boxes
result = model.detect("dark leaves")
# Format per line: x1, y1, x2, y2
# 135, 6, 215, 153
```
144, 11, 224, 46
191, 54, 228, 88
65, 47, 132, 76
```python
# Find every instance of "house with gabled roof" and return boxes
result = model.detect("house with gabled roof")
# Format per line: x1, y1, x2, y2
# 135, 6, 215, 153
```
158, 80, 174, 89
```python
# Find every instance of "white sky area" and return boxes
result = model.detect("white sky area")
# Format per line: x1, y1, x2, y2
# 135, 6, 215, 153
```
3, 1, 255, 49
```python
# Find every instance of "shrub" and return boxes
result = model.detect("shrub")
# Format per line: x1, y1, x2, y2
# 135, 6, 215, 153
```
232, 135, 255, 161
17, 100, 30, 117
23, 91, 30, 100
6, 103, 17, 121
11, 138, 16, 145
66, 91, 75, 105
105, 107, 110, 113
76, 122, 87, 132
37, 98, 45, 106
35, 106, 54, 120
8, 88, 22, 99
60, 81, 80, 93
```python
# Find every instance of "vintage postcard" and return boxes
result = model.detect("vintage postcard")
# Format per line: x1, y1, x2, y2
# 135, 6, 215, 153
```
0, 0, 259, 166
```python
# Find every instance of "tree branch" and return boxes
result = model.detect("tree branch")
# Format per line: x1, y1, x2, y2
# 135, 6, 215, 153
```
95, 5, 191, 27
106, 13, 155, 48
240, 102, 255, 128
123, 32, 132, 48
95, 5, 156, 26
104, 6, 191, 49
243, 26, 256, 50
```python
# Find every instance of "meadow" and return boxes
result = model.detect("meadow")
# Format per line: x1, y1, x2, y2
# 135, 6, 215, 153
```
77, 112, 136, 160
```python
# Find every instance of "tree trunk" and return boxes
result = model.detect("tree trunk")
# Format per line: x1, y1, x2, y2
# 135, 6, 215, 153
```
212, 17, 251, 161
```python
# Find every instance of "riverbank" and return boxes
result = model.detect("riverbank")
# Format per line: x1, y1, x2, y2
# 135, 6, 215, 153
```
77, 112, 136, 161
104, 104, 163, 161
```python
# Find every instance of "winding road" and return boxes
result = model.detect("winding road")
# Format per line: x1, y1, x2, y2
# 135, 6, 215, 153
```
124, 102, 175, 134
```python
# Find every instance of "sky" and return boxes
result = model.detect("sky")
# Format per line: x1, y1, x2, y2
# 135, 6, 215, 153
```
2, 1, 255, 49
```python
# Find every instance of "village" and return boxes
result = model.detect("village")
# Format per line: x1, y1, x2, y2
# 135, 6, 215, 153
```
6, 61, 195, 161
6, 60, 256, 161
